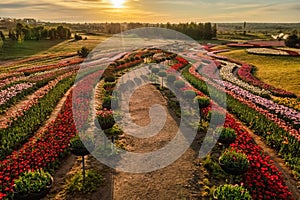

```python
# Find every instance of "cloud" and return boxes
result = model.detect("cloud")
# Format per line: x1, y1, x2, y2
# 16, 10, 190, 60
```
0, 0, 299, 22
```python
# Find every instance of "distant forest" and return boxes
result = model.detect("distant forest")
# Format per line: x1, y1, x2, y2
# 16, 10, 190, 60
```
1, 18, 300, 43
0, 21, 217, 41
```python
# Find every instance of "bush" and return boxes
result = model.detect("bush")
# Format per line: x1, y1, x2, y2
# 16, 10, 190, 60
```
104, 76, 115, 83
213, 184, 252, 200
167, 74, 176, 83
77, 47, 89, 58
215, 127, 237, 144
14, 169, 52, 194
96, 109, 115, 130
70, 135, 94, 156
183, 90, 196, 99
102, 96, 118, 110
194, 96, 210, 108
103, 82, 116, 90
151, 68, 159, 74
67, 170, 104, 195
174, 80, 185, 89
219, 148, 250, 172
104, 124, 123, 136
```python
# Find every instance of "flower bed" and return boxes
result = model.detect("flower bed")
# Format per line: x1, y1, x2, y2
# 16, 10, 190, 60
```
184, 66, 300, 184
219, 61, 271, 96
237, 64, 296, 97
0, 82, 35, 106
0, 75, 75, 159
0, 71, 76, 129
191, 62, 300, 131
183, 67, 293, 199
246, 48, 290, 56
0, 91, 76, 199
273, 97, 300, 111
16, 57, 83, 75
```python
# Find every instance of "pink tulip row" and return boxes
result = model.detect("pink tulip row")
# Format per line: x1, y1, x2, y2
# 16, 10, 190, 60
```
0, 71, 75, 129
0, 83, 35, 106
189, 66, 300, 140
0, 76, 27, 90
191, 62, 300, 128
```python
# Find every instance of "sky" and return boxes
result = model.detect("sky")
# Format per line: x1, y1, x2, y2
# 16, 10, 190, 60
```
0, 0, 299, 23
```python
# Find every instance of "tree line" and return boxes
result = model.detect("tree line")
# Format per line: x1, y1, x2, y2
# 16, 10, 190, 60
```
7, 23, 71, 41
156, 22, 217, 40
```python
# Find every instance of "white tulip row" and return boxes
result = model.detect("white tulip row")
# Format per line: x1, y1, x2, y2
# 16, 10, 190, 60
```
246, 48, 289, 56
219, 61, 271, 96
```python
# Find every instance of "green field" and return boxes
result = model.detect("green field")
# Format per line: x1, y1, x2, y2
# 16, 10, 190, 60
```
219, 49, 300, 96
0, 35, 109, 60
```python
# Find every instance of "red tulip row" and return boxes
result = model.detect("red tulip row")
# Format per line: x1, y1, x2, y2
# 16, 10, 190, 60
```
16, 57, 84, 75
170, 56, 189, 71
0, 67, 104, 199
226, 114, 292, 199
0, 92, 76, 199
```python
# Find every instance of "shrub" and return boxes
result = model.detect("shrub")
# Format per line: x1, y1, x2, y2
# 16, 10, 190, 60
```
96, 109, 115, 130
77, 47, 89, 58
167, 74, 176, 83
14, 169, 52, 194
69, 135, 94, 156
215, 127, 237, 144
151, 68, 159, 74
104, 124, 123, 136
194, 96, 210, 108
174, 80, 185, 89
219, 148, 250, 172
104, 76, 115, 83
183, 90, 196, 99
213, 184, 252, 200
67, 170, 104, 195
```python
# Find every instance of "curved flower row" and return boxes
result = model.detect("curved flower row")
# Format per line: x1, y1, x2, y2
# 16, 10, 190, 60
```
214, 79, 300, 131
190, 63, 300, 138
27, 64, 79, 83
0, 76, 27, 90
188, 65, 300, 180
0, 92, 76, 199
170, 56, 189, 71
224, 85, 300, 140
0, 67, 102, 198
219, 61, 271, 96
0, 83, 35, 106
0, 71, 76, 129
237, 64, 296, 97
16, 57, 83, 75
226, 115, 293, 200
246, 48, 289, 56
273, 97, 300, 112
184, 67, 293, 199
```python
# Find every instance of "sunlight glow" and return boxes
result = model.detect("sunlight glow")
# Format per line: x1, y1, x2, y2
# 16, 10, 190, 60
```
111, 0, 126, 8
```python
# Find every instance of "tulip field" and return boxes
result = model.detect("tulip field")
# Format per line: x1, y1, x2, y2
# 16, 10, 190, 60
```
0, 38, 299, 199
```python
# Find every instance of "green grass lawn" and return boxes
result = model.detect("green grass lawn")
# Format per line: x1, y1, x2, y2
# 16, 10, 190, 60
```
0, 35, 109, 60
219, 49, 300, 96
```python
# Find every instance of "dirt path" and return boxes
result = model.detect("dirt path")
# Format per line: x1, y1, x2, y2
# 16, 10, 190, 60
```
113, 84, 197, 200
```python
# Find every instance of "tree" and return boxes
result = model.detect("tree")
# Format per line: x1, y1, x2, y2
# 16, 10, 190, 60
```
158, 71, 167, 88
285, 34, 299, 48
0, 31, 5, 41
78, 47, 90, 58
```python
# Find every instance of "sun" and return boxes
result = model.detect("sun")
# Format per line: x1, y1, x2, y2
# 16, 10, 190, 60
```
111, 0, 126, 8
